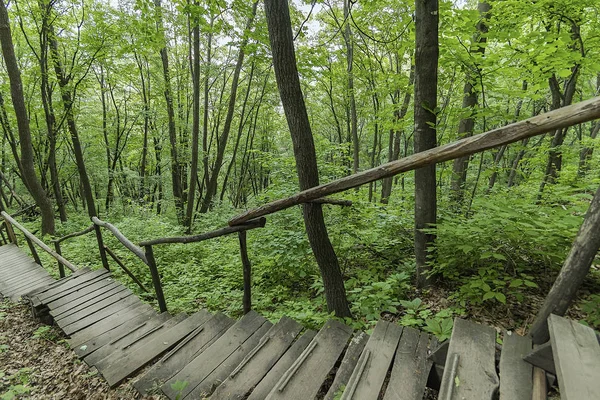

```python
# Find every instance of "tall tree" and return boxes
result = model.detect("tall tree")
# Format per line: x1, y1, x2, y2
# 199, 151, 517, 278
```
0, 0, 55, 234
264, 0, 352, 318
414, 0, 439, 288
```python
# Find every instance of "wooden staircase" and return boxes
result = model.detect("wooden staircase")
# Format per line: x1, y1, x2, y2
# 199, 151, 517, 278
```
1, 243, 599, 399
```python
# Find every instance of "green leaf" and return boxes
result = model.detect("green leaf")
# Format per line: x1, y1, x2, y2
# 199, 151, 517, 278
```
483, 292, 495, 301
509, 279, 523, 288
495, 293, 506, 304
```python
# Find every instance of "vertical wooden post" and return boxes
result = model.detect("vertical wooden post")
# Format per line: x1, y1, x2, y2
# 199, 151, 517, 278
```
238, 230, 252, 314
54, 241, 66, 278
93, 225, 110, 271
0, 225, 7, 244
144, 245, 167, 313
25, 236, 42, 265
4, 218, 17, 245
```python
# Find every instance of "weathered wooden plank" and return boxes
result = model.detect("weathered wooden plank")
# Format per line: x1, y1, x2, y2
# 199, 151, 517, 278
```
265, 319, 353, 400
0, 261, 45, 278
161, 311, 267, 400
33, 269, 110, 306
438, 318, 499, 400
499, 332, 533, 400
324, 331, 370, 400
62, 294, 142, 335
340, 320, 402, 400
73, 308, 162, 357
383, 328, 436, 400
99, 312, 211, 387
46, 277, 116, 311
8, 277, 56, 301
50, 281, 122, 317
1, 272, 54, 294
0, 268, 51, 289
210, 316, 304, 400
229, 97, 600, 226
247, 330, 317, 400
68, 302, 155, 347
548, 314, 600, 399
134, 312, 235, 396
22, 267, 90, 300
184, 321, 273, 399
523, 342, 555, 375
55, 287, 133, 327
532, 367, 547, 400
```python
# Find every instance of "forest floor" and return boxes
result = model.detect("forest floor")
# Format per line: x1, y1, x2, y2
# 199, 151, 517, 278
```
0, 299, 161, 400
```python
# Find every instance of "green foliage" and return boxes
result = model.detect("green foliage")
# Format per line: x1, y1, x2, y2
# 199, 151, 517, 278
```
580, 294, 600, 329
31, 326, 57, 342
170, 380, 189, 400
0, 368, 32, 400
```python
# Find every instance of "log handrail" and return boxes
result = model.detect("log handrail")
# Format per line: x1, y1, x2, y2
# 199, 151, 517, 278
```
139, 217, 267, 246
92, 217, 148, 264
229, 96, 600, 226
52, 224, 95, 244
1, 211, 77, 272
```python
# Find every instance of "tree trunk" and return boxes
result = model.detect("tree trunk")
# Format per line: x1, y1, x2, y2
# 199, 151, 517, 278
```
200, 1, 258, 213
343, 0, 359, 174
184, 1, 201, 231
450, 1, 490, 206
0, 0, 55, 234
530, 184, 600, 343
264, 0, 352, 318
154, 0, 184, 221
414, 0, 439, 288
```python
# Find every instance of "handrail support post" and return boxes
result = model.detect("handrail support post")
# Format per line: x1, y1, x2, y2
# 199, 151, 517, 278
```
54, 241, 66, 278
94, 225, 110, 271
25, 236, 42, 266
144, 245, 167, 313
238, 231, 252, 314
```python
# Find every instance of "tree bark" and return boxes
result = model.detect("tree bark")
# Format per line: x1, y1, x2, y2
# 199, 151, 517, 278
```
0, 0, 55, 234
343, 0, 359, 174
530, 184, 600, 344
264, 0, 352, 318
414, 0, 439, 288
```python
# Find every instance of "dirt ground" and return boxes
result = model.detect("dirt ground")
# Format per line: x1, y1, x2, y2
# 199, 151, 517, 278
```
0, 299, 162, 400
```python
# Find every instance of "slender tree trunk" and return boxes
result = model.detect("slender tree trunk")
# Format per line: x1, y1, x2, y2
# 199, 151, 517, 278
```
0, 0, 55, 234
184, 1, 201, 231
154, 0, 184, 221
264, 0, 352, 318
414, 0, 439, 288
200, 2, 258, 213
343, 0, 359, 174
450, 1, 490, 206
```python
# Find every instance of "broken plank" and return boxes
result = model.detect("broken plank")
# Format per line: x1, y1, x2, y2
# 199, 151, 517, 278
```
438, 318, 499, 400
499, 332, 533, 400
134, 312, 234, 396
210, 316, 304, 400
384, 328, 436, 400
185, 321, 273, 399
162, 311, 267, 400
324, 331, 369, 400
265, 319, 353, 400
341, 320, 402, 400
523, 342, 555, 375
548, 314, 600, 400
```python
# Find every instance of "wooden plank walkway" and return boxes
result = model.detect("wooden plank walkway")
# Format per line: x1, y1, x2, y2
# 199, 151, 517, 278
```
2, 243, 600, 399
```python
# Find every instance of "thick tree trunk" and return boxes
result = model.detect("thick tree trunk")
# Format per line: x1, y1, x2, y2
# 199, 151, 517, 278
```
154, 0, 184, 221
414, 0, 439, 288
0, 0, 55, 234
450, 1, 490, 206
200, 1, 258, 213
264, 0, 352, 318
530, 184, 600, 344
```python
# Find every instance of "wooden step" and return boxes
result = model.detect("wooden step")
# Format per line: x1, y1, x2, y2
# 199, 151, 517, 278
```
31, 269, 110, 307
383, 327, 436, 400
161, 310, 270, 399
46, 278, 118, 312
438, 318, 499, 400
324, 331, 369, 400
548, 314, 600, 399
54, 286, 133, 327
134, 312, 235, 396
97, 312, 204, 387
210, 316, 304, 400
50, 282, 126, 319
264, 319, 353, 400
499, 331, 532, 400
246, 329, 317, 400
340, 320, 403, 400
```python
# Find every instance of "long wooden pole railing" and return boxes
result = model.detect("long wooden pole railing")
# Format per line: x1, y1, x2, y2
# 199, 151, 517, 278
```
1, 211, 77, 272
92, 217, 148, 264
229, 96, 600, 226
